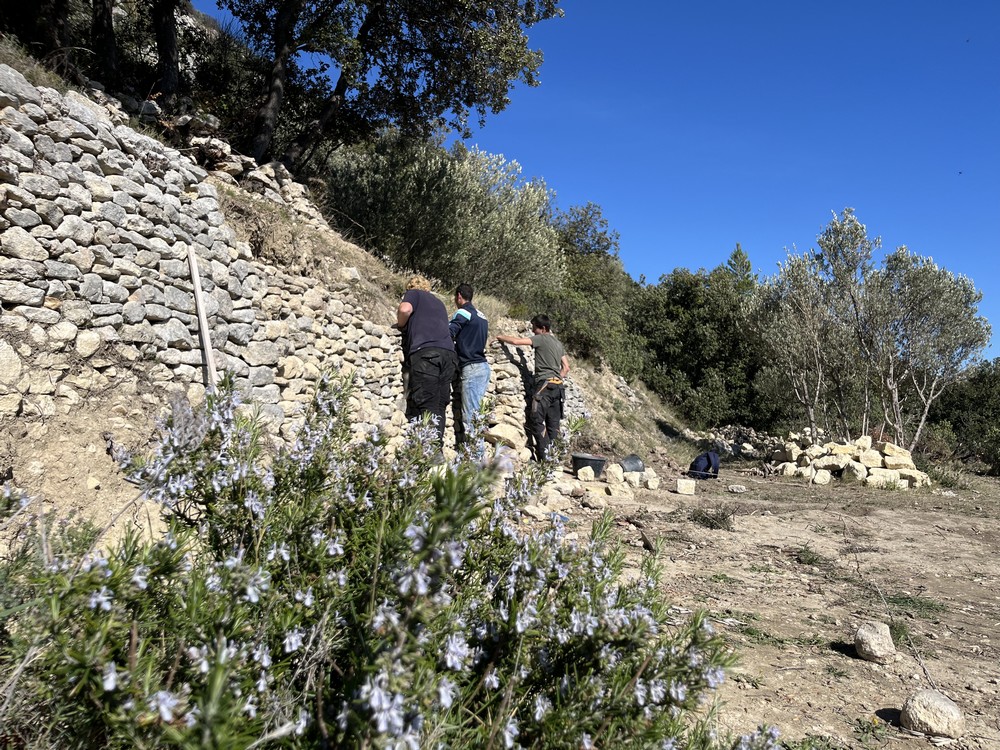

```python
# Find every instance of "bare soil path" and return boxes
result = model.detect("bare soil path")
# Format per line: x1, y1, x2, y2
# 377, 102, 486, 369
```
562, 469, 1000, 748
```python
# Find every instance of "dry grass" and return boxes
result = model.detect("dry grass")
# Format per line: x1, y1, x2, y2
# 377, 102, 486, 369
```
214, 182, 401, 322
0, 34, 70, 92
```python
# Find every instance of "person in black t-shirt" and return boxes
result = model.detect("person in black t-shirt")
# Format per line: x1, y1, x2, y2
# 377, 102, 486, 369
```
394, 276, 457, 447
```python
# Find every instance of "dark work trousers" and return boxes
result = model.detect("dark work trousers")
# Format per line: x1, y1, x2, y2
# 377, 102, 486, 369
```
406, 347, 457, 446
528, 380, 564, 461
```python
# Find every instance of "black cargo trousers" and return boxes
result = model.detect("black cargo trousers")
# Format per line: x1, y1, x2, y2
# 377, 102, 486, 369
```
405, 347, 458, 446
528, 378, 564, 461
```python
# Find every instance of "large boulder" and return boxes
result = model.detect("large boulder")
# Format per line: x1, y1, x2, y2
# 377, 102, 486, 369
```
900, 689, 965, 738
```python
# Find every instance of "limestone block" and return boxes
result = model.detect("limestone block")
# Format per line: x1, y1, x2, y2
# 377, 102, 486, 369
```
521, 504, 549, 521
0, 226, 49, 262
600, 463, 623, 484
812, 468, 832, 485
0, 280, 44, 306
245, 340, 282, 366
876, 441, 912, 459
793, 465, 815, 480
675, 478, 696, 495
576, 466, 595, 482
901, 689, 965, 739
841, 461, 868, 483
0, 339, 22, 385
854, 621, 896, 664
776, 461, 797, 476
883, 454, 916, 471
581, 491, 609, 510
644, 476, 661, 490
485, 422, 523, 448
813, 454, 849, 471
865, 467, 904, 489
859, 448, 884, 468
855, 435, 873, 451
75, 330, 102, 358
898, 468, 931, 488
804, 444, 827, 460
623, 471, 642, 488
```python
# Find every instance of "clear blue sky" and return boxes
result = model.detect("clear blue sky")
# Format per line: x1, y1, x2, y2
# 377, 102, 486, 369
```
459, 1, 1000, 354
193, 0, 999, 354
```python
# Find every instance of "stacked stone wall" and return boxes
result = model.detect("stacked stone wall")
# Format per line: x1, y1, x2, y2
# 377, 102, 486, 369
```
0, 64, 583, 457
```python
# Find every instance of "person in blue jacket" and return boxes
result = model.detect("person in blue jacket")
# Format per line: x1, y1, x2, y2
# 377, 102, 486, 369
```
449, 283, 490, 444
687, 450, 720, 480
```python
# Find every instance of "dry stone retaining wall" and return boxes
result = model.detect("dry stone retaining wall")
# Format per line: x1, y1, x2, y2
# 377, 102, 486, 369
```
0, 64, 583, 457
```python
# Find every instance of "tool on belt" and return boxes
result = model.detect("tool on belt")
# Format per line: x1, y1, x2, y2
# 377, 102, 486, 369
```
531, 377, 564, 412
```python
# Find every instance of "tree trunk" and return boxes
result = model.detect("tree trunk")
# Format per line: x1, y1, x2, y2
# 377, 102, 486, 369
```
279, 4, 381, 170
250, 0, 306, 163
90, 0, 119, 88
39, 0, 72, 73
151, 0, 180, 106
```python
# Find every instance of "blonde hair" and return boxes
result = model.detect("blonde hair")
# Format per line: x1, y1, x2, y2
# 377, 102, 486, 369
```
405, 275, 432, 292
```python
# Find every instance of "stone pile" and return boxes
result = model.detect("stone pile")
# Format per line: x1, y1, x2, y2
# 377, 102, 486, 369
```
0, 64, 584, 461
770, 435, 931, 489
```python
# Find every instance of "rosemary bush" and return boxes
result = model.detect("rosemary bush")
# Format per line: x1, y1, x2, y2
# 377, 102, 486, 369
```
0, 376, 780, 749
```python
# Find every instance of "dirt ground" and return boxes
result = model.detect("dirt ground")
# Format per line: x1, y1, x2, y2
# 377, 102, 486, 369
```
557, 465, 1000, 749
5, 394, 1000, 749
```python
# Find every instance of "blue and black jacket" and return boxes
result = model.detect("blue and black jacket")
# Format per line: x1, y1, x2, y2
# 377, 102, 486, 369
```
449, 302, 489, 368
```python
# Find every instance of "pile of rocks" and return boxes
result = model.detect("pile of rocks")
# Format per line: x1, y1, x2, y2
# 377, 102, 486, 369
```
770, 435, 931, 489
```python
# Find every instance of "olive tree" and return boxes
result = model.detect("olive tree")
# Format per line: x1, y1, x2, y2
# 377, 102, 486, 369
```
870, 247, 991, 450
757, 210, 991, 450
324, 132, 562, 301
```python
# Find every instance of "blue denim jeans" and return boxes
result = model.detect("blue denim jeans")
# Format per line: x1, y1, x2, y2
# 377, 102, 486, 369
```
454, 361, 491, 442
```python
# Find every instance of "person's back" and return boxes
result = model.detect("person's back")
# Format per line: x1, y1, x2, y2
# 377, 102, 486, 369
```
495, 314, 570, 462
449, 284, 491, 443
395, 276, 457, 447
403, 289, 453, 354
530, 332, 565, 382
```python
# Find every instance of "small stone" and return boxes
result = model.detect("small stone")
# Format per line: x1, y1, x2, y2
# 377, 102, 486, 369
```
576, 465, 595, 482
675, 478, 696, 495
581, 493, 608, 510
605, 463, 625, 484
86, 476, 101, 490
812, 468, 832, 485
855, 621, 896, 664
75, 330, 102, 358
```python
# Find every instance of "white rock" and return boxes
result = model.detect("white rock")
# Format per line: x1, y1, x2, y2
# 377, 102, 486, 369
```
0, 340, 22, 385
604, 463, 625, 484
900, 689, 965, 738
576, 465, 595, 482
854, 621, 896, 664
812, 468, 832, 485
675, 478, 696, 495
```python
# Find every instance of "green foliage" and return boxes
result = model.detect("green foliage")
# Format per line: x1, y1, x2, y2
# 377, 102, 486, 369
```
0, 376, 788, 749
219, 0, 564, 163
324, 131, 562, 302
758, 209, 990, 449
538, 203, 648, 378
629, 246, 770, 428
928, 357, 1000, 472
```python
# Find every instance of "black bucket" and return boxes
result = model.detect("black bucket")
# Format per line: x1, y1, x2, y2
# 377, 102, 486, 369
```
571, 452, 608, 478
619, 454, 645, 473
